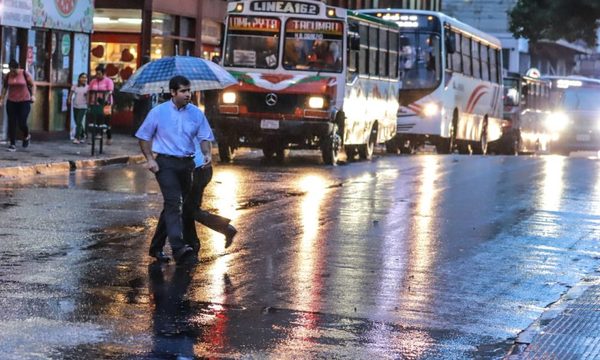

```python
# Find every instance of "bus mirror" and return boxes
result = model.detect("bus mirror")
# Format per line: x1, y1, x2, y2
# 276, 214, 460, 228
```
445, 32, 456, 54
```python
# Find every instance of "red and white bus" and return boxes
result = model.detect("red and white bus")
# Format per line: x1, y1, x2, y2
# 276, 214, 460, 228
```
212, 0, 401, 164
359, 9, 504, 155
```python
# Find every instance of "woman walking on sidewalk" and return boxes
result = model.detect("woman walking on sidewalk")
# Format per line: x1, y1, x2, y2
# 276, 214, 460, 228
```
0, 59, 35, 152
67, 73, 89, 144
88, 65, 114, 145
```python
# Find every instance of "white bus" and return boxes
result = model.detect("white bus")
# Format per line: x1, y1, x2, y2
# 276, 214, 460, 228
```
212, 0, 400, 164
358, 9, 503, 154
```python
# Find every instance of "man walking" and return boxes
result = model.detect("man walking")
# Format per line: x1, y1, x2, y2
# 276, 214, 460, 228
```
136, 75, 213, 264
149, 139, 237, 262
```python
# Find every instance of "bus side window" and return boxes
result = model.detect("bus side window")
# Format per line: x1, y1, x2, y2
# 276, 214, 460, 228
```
481, 45, 490, 81
462, 36, 472, 77
521, 83, 529, 107
389, 31, 399, 78
452, 32, 462, 73
472, 41, 480, 79
369, 26, 378, 77
490, 49, 498, 83
379, 28, 388, 77
359, 23, 369, 75
347, 21, 359, 83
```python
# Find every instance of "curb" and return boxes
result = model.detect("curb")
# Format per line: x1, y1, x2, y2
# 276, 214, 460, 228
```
0, 154, 146, 180
505, 273, 600, 359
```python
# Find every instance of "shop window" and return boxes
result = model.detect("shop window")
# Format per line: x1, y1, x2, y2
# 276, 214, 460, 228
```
152, 12, 176, 36
90, 41, 139, 83
27, 29, 49, 82
180, 17, 195, 39
179, 40, 194, 57
151, 37, 174, 60
52, 31, 71, 84
2, 27, 20, 74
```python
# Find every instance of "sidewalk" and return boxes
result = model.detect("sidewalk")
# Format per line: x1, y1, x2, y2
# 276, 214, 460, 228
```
0, 133, 145, 179
506, 274, 600, 359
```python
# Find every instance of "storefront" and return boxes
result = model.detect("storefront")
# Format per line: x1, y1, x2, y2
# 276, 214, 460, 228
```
93, 0, 227, 131
29, 0, 94, 137
0, 0, 33, 141
1, 0, 93, 139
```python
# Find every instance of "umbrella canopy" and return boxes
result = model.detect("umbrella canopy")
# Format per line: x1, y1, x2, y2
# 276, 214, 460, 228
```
120, 56, 237, 94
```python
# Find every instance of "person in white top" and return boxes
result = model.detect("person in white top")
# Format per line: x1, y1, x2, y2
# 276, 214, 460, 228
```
67, 73, 89, 144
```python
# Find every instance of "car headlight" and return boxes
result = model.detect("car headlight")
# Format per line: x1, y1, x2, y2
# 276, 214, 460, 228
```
422, 102, 439, 117
546, 112, 570, 133
222, 92, 237, 104
308, 96, 325, 109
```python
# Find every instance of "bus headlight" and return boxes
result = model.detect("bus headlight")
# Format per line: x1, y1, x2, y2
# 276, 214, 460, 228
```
308, 96, 325, 109
222, 92, 237, 104
422, 102, 440, 117
546, 112, 570, 133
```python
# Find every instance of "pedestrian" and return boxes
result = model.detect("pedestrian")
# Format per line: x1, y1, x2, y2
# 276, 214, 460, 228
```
149, 128, 238, 262
88, 65, 114, 145
67, 73, 89, 144
136, 75, 214, 265
0, 59, 35, 152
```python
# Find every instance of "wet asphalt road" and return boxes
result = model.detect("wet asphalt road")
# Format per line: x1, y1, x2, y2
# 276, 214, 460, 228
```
1, 150, 600, 359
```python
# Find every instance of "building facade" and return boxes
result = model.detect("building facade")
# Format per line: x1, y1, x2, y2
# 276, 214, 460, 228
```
442, 0, 590, 76
0, 0, 93, 140
93, 0, 228, 130
328, 0, 440, 11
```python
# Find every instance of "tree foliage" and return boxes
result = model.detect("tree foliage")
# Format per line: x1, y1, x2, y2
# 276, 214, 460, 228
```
509, 0, 600, 46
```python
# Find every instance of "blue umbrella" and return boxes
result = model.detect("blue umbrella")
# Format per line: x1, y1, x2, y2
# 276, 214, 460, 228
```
120, 56, 237, 94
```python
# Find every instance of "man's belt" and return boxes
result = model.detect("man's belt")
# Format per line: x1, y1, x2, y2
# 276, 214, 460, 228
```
156, 153, 194, 160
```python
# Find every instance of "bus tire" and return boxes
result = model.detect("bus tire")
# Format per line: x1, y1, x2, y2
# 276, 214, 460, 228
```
472, 117, 488, 155
321, 130, 340, 165
345, 145, 358, 161
440, 111, 459, 154
218, 141, 234, 163
358, 125, 377, 160
385, 137, 400, 154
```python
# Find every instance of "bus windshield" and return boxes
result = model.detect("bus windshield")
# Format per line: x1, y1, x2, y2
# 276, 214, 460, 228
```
398, 32, 441, 90
224, 16, 280, 69
283, 19, 343, 72
561, 87, 600, 112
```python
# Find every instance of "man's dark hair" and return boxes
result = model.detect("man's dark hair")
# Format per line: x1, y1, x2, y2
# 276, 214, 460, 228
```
169, 75, 191, 91
95, 64, 105, 73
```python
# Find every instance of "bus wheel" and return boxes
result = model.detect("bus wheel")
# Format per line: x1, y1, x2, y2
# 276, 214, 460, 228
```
358, 126, 377, 160
321, 133, 340, 165
345, 145, 358, 161
472, 118, 488, 155
218, 141, 234, 163
385, 138, 400, 154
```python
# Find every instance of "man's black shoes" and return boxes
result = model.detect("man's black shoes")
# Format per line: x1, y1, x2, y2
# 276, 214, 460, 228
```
150, 250, 170, 263
174, 245, 195, 265
224, 224, 237, 249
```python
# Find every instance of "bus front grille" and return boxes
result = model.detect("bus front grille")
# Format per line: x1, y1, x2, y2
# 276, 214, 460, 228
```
242, 93, 305, 114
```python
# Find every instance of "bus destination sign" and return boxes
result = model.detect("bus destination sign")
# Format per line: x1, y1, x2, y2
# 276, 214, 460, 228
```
250, 1, 320, 15
229, 16, 281, 31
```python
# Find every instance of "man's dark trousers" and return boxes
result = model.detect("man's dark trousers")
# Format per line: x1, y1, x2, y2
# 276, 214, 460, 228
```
150, 165, 230, 254
152, 155, 195, 254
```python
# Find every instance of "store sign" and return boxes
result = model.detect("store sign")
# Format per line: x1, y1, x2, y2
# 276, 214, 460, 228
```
228, 16, 281, 32
250, 1, 319, 15
0, 0, 33, 28
61, 34, 71, 55
32, 0, 94, 33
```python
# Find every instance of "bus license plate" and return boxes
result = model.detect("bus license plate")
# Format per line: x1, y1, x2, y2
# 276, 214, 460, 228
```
261, 119, 279, 130
576, 134, 591, 142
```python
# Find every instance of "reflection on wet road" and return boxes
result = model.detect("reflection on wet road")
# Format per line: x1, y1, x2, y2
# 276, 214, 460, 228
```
2, 154, 600, 358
